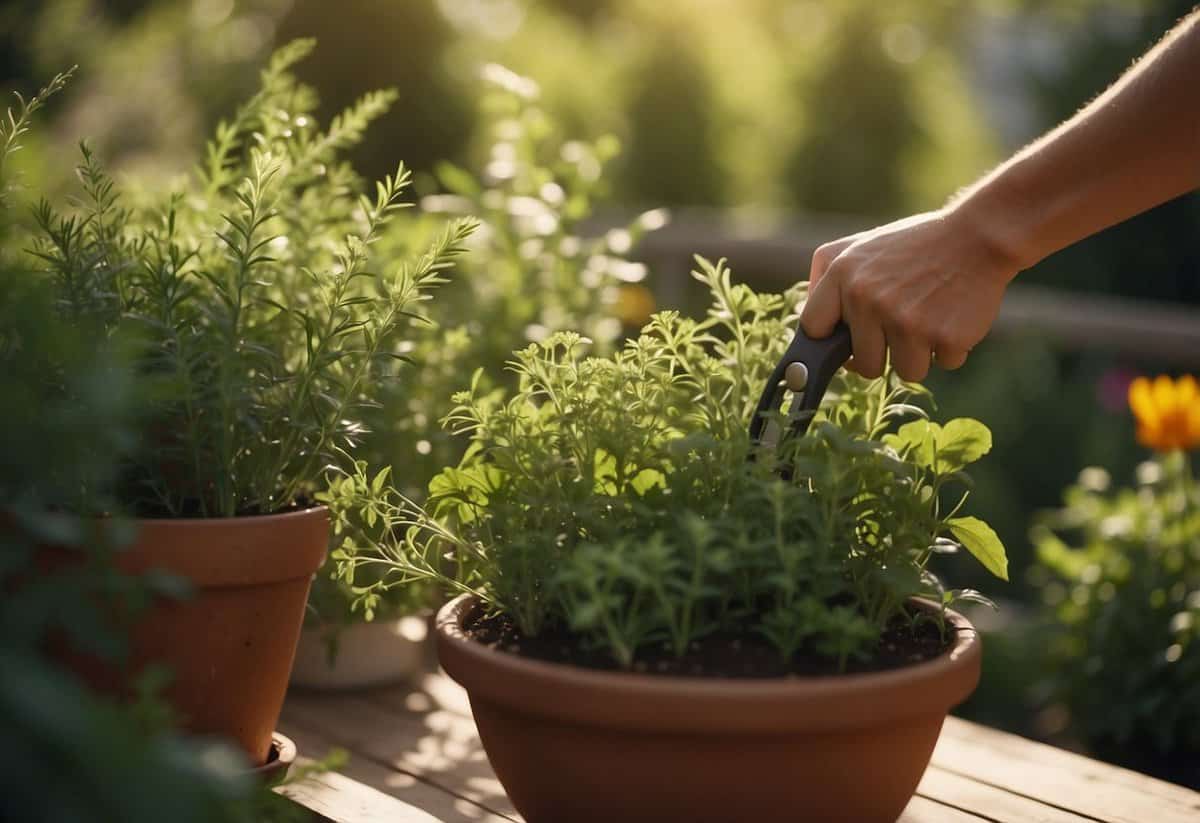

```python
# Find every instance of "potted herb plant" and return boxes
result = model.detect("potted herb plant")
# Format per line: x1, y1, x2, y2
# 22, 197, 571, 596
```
332, 258, 1008, 821
20, 41, 474, 766
294, 64, 665, 689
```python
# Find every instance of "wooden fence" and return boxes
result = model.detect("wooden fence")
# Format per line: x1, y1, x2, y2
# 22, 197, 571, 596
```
619, 210, 1200, 366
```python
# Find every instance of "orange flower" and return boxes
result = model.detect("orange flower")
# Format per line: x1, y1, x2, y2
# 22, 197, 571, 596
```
1128, 375, 1200, 452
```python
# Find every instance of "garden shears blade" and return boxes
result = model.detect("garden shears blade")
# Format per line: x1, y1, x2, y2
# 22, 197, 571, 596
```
749, 322, 852, 454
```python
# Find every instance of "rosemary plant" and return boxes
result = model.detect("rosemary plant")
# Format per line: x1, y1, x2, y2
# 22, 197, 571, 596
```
0, 67, 74, 216
24, 41, 475, 518
2, 71, 317, 823
330, 258, 1008, 669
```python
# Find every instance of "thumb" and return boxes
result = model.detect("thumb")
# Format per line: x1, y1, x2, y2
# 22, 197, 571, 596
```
799, 262, 843, 339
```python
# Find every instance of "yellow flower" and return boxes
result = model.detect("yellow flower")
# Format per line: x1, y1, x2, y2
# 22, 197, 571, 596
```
615, 285, 657, 328
1128, 375, 1200, 452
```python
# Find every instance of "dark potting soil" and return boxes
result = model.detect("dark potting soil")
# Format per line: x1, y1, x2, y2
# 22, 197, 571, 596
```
465, 609, 952, 678
127, 495, 318, 519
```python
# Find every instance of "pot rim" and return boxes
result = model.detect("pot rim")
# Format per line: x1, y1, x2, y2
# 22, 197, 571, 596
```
436, 593, 982, 733
119, 505, 330, 585
11, 504, 329, 532
127, 503, 329, 528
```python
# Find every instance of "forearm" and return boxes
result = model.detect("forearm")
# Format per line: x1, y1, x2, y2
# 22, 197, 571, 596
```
951, 10, 1200, 273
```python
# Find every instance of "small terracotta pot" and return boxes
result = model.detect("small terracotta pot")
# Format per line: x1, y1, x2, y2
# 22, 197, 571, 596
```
437, 594, 981, 823
77, 508, 329, 765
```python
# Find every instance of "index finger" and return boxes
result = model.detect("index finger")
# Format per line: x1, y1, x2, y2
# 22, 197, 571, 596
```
808, 235, 860, 291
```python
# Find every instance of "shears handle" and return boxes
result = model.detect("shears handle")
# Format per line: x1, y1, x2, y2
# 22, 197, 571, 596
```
749, 322, 853, 447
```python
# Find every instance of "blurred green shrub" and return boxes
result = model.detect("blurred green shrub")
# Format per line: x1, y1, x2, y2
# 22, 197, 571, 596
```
780, 3, 993, 214
620, 28, 725, 207
6, 0, 998, 215
1, 125, 256, 823
0, 62, 336, 823
1028, 378, 1199, 784
435, 0, 995, 211
2, 0, 291, 186
276, 0, 473, 185
1015, 0, 1200, 306
924, 341, 1146, 598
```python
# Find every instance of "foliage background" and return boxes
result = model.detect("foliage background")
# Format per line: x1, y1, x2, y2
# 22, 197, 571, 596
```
3, 0, 1198, 787
0, 227, 279, 823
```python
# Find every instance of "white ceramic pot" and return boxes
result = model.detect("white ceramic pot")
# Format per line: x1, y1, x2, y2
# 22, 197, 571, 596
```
290, 615, 430, 690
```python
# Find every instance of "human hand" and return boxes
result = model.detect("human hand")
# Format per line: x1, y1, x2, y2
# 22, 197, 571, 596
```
799, 208, 1020, 382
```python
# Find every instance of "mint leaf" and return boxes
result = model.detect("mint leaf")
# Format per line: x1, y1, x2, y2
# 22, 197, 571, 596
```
884, 419, 936, 468
948, 516, 1009, 581
935, 418, 992, 473
884, 417, 991, 474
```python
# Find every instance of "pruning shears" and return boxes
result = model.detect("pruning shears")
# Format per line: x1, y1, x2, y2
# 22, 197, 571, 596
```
749, 322, 853, 453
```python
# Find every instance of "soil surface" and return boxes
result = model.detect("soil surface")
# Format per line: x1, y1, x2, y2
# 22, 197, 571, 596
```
129, 495, 317, 519
465, 609, 953, 678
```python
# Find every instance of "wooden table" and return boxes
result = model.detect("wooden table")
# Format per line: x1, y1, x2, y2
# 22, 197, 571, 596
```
278, 671, 1200, 823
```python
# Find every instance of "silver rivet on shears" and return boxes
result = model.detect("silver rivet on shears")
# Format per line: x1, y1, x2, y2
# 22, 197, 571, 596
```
784, 362, 809, 393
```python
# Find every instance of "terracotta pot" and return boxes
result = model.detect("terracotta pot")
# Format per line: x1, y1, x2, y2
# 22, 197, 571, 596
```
290, 614, 431, 690
77, 508, 329, 765
437, 594, 981, 823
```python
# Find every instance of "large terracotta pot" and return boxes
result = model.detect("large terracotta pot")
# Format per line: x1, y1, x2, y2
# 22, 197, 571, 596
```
437, 594, 981, 823
82, 508, 328, 765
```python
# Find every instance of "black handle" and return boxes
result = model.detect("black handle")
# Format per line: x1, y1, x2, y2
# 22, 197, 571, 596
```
749, 322, 853, 445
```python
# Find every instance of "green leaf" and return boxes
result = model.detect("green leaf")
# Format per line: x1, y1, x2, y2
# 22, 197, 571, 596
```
947, 516, 1009, 581
935, 418, 991, 473
371, 465, 392, 494
884, 418, 991, 474
630, 468, 666, 495
593, 448, 618, 489
884, 419, 936, 468
435, 161, 481, 197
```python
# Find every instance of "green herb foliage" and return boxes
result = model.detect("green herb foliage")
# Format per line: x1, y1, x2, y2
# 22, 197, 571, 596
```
308, 65, 662, 628
25, 40, 475, 518
0, 66, 74, 213
331, 258, 1006, 669
365, 63, 663, 500
1032, 453, 1200, 757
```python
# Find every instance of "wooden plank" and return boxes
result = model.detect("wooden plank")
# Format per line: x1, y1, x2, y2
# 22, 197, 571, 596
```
279, 718, 514, 823
365, 672, 472, 718
285, 674, 1200, 823
933, 716, 1200, 823
994, 285, 1200, 365
898, 795, 990, 822
281, 687, 520, 820
288, 690, 985, 823
278, 765, 441, 823
368, 680, 1078, 823
275, 793, 337, 823
917, 766, 1092, 823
